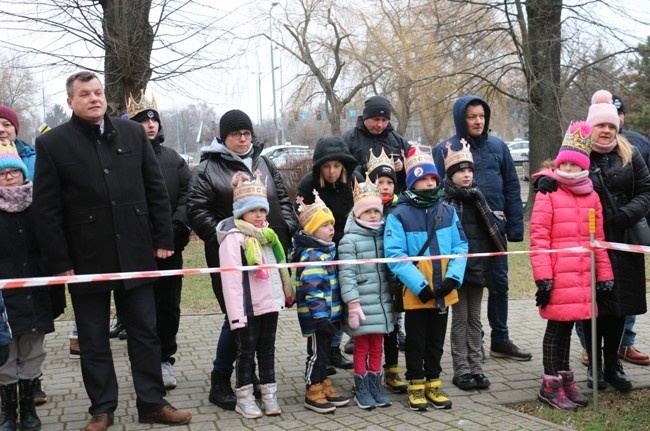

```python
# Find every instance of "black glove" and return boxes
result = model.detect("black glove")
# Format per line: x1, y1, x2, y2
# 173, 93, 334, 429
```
173, 222, 191, 252
607, 212, 629, 229
533, 176, 558, 194
535, 279, 552, 309
315, 320, 336, 338
435, 278, 458, 299
507, 234, 523, 242
417, 285, 435, 303
0, 345, 9, 367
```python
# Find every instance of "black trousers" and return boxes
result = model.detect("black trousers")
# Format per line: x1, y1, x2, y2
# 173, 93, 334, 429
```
234, 312, 278, 388
154, 252, 183, 365
404, 308, 448, 381
72, 284, 167, 415
305, 331, 332, 387
583, 315, 625, 371
384, 326, 399, 367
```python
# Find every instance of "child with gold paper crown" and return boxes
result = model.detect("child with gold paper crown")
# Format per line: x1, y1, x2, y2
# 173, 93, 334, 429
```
217, 171, 293, 419
383, 144, 468, 412
530, 121, 614, 410
290, 191, 350, 414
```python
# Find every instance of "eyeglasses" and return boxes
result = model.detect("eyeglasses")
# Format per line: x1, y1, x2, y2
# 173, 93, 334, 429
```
229, 130, 252, 140
0, 169, 22, 180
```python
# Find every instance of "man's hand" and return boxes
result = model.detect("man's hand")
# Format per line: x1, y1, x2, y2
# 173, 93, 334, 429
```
154, 249, 174, 259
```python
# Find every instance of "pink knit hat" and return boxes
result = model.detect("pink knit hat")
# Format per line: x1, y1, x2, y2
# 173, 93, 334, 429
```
555, 121, 592, 170
352, 176, 383, 218
586, 90, 620, 130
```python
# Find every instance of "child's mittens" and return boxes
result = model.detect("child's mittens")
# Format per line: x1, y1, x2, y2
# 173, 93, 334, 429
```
347, 299, 366, 329
417, 285, 435, 304
435, 278, 458, 299
535, 279, 553, 309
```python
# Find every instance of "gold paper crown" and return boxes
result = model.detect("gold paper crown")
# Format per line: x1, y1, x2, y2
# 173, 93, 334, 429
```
232, 170, 267, 203
366, 147, 395, 175
296, 190, 332, 228
353, 175, 381, 204
127, 89, 158, 119
444, 139, 473, 171
0, 139, 18, 156
560, 121, 592, 156
405, 143, 434, 174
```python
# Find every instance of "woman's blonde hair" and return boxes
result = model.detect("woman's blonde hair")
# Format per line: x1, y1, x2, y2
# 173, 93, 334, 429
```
318, 163, 348, 188
615, 134, 633, 167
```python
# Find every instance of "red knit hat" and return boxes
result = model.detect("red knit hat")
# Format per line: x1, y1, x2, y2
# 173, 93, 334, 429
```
0, 105, 19, 135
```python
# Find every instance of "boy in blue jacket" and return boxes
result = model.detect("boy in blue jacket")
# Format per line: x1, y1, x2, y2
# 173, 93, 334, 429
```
384, 145, 468, 411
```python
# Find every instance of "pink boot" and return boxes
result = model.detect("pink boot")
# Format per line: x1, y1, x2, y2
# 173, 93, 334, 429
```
558, 370, 588, 407
538, 374, 577, 410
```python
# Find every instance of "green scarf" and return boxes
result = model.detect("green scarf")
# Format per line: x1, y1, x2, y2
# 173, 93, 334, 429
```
233, 219, 294, 304
403, 186, 443, 208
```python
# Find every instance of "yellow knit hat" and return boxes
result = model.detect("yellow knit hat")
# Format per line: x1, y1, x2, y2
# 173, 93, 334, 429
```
296, 190, 335, 235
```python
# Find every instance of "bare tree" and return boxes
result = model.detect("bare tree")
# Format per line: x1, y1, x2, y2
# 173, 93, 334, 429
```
0, 0, 242, 115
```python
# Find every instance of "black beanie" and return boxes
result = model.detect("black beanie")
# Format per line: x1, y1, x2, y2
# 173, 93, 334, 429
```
612, 94, 626, 115
368, 164, 397, 184
362, 95, 392, 120
219, 109, 254, 142
130, 109, 160, 124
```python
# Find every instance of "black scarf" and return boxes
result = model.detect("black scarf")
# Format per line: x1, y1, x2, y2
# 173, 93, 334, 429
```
443, 178, 506, 252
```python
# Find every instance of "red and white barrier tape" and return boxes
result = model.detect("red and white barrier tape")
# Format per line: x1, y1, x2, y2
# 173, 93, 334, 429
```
0, 246, 590, 289
590, 239, 650, 254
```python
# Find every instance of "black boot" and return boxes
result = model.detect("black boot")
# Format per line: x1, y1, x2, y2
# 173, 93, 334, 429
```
108, 315, 125, 339
604, 361, 633, 391
0, 383, 17, 431
208, 371, 236, 411
18, 379, 40, 431
330, 347, 353, 370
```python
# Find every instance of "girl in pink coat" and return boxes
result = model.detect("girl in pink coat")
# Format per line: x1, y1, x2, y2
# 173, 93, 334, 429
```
530, 121, 614, 411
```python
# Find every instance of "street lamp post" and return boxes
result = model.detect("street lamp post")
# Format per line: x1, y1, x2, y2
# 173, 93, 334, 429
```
251, 70, 262, 126
269, 2, 279, 146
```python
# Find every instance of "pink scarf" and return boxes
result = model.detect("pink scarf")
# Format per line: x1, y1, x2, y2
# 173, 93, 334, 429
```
532, 168, 593, 195
591, 138, 617, 154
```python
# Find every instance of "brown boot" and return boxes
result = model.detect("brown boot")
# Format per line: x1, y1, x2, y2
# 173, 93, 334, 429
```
304, 383, 336, 414
83, 413, 114, 431
322, 378, 350, 407
138, 404, 191, 425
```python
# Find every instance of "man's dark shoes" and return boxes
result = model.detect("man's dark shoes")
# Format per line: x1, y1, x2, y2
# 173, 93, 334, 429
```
330, 347, 353, 370
84, 413, 114, 431
108, 317, 125, 339
472, 374, 491, 389
604, 363, 633, 392
138, 404, 192, 425
490, 341, 532, 361
343, 338, 354, 355
452, 374, 477, 390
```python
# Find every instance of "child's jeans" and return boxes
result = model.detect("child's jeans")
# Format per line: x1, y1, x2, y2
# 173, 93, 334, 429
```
234, 312, 278, 387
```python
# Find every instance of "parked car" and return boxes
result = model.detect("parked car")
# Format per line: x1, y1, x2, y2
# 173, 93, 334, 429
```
506, 139, 529, 162
261, 143, 311, 167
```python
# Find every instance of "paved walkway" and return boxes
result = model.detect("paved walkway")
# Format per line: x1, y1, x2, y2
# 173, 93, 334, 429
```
37, 299, 650, 430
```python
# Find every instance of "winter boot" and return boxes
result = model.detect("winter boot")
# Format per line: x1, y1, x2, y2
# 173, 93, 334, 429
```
586, 364, 607, 390
233, 384, 262, 419
259, 383, 282, 416
383, 365, 407, 393
367, 371, 392, 407
558, 370, 588, 407
604, 361, 633, 392
353, 374, 375, 410
208, 371, 237, 411
18, 379, 40, 431
31, 376, 46, 407
304, 383, 336, 414
538, 374, 577, 410
329, 347, 353, 370
322, 378, 350, 406
407, 379, 428, 411
344, 338, 354, 355
425, 379, 452, 409
0, 384, 17, 431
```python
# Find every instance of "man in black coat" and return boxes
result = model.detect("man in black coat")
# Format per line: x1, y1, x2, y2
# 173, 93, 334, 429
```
32, 71, 191, 431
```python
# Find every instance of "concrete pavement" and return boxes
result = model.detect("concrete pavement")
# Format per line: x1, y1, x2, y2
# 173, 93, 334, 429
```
37, 299, 650, 430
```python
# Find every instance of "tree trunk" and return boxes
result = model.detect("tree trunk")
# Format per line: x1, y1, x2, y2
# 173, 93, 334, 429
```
525, 0, 563, 214
101, 0, 154, 116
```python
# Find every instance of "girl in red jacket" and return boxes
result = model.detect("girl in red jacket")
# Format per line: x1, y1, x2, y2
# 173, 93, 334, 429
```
530, 121, 614, 410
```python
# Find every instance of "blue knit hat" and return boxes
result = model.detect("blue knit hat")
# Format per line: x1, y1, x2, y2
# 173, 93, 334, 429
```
0, 139, 28, 180
232, 171, 269, 219
405, 145, 439, 189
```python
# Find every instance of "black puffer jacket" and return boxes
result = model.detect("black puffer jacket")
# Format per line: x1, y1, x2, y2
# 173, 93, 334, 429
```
0, 207, 58, 335
591, 147, 650, 317
296, 136, 357, 245
187, 138, 298, 272
342, 117, 411, 192
150, 130, 192, 252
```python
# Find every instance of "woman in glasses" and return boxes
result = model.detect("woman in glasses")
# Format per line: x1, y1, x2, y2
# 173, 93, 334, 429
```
186, 109, 298, 411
